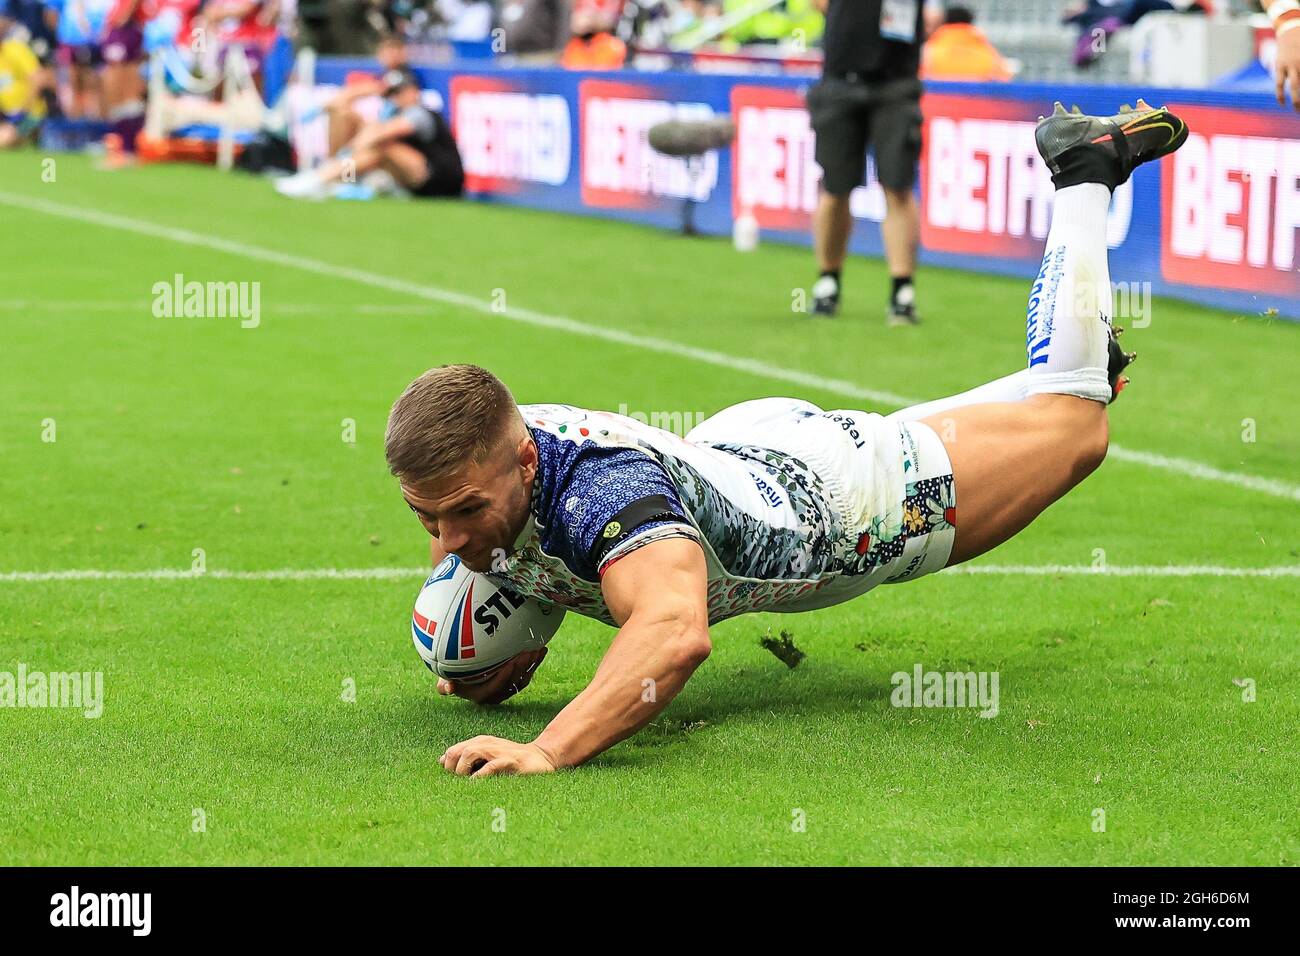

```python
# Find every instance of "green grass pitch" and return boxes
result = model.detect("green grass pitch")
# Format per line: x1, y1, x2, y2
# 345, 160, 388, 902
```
0, 151, 1297, 866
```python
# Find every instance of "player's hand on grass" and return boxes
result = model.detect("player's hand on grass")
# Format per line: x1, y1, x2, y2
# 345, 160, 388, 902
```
440, 736, 558, 777
436, 647, 547, 706
1278, 28, 1300, 110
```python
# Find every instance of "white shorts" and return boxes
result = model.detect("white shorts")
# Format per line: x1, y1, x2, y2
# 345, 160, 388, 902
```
688, 397, 957, 612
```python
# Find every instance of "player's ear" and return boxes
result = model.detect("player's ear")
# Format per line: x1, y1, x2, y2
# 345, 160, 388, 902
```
515, 431, 538, 481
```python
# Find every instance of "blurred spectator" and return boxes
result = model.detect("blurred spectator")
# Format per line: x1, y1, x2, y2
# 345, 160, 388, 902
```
48, 0, 111, 119
374, 27, 408, 66
143, 0, 203, 49
276, 65, 463, 199
573, 0, 617, 30
434, 0, 490, 40
725, 0, 823, 47
323, 31, 407, 155
665, 0, 723, 47
197, 0, 280, 81
2, 0, 58, 116
102, 0, 152, 161
4, 0, 57, 60
1065, 0, 1212, 68
1, 1, 49, 145
499, 0, 568, 56
613, 0, 673, 49
366, 0, 420, 36
921, 5, 1012, 82
560, 1, 624, 68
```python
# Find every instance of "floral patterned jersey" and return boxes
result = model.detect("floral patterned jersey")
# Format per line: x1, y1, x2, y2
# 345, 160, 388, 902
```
483, 402, 955, 626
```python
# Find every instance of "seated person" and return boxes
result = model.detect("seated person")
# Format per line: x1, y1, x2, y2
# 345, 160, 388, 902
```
498, 0, 568, 57
921, 5, 1013, 82
322, 30, 406, 156
276, 66, 464, 200
0, 4, 48, 147
560, 4, 626, 71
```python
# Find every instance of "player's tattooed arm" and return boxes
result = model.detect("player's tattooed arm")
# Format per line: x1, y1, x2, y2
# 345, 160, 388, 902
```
531, 537, 712, 770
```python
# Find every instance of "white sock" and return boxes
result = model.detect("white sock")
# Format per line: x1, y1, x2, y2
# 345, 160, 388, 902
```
1023, 182, 1113, 404
886, 370, 1029, 422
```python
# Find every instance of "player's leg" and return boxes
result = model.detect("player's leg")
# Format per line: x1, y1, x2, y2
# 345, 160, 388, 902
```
274, 143, 385, 199
376, 141, 433, 191
814, 192, 853, 280
925, 176, 1115, 564
807, 78, 868, 317
881, 187, 920, 325
102, 29, 146, 160
885, 370, 1030, 424
869, 83, 923, 326
924, 395, 1108, 564
326, 105, 363, 156
916, 101, 1188, 566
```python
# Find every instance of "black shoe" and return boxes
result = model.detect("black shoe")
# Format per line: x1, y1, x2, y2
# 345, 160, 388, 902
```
887, 301, 920, 327
1107, 324, 1137, 403
811, 275, 840, 317
1035, 99, 1188, 192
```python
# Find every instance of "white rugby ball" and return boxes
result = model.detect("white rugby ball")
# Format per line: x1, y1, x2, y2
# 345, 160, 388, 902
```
411, 554, 565, 684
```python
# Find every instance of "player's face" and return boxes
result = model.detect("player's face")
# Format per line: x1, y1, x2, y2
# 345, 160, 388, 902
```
400, 437, 537, 573
377, 41, 407, 70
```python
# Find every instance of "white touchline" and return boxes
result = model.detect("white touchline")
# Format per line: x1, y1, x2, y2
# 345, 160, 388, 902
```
0, 565, 1296, 582
3, 190, 1298, 504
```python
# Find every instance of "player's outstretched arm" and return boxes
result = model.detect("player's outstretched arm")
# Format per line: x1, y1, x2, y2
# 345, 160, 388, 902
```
440, 538, 712, 777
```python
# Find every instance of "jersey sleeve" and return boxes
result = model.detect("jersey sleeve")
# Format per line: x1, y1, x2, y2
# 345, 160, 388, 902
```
400, 104, 436, 143
548, 445, 699, 580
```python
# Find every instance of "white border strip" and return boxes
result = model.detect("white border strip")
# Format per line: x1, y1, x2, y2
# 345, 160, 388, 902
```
2, 190, 1297, 502
949, 564, 1300, 578
1, 564, 1296, 582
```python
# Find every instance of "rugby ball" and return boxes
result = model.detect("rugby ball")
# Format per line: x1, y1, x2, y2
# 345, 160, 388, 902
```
411, 555, 565, 684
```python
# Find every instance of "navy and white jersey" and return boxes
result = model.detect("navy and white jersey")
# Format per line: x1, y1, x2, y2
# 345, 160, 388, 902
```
484, 400, 957, 626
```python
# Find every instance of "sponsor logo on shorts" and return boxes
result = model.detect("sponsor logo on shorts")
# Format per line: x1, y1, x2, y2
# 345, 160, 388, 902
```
751, 474, 782, 508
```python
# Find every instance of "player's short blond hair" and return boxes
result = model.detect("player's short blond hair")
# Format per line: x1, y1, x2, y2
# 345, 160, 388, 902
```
384, 364, 522, 486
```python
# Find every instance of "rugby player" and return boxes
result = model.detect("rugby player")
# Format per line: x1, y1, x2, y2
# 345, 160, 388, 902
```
383, 102, 1189, 776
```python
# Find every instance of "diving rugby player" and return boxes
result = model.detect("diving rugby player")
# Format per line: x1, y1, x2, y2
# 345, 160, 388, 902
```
384, 101, 1188, 777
